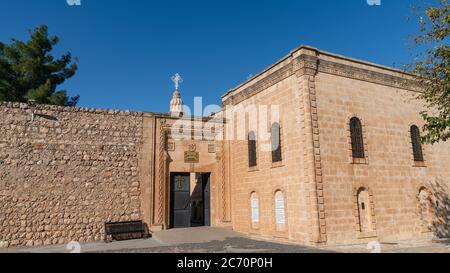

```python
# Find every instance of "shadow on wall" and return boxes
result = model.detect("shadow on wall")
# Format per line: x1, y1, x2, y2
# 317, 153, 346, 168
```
418, 179, 450, 239
429, 179, 450, 239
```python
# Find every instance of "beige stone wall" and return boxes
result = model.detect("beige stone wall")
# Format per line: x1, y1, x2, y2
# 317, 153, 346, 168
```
138, 114, 156, 231
224, 74, 315, 244
137, 114, 229, 231
166, 138, 221, 227
315, 72, 450, 245
0, 102, 145, 247
223, 45, 450, 246
166, 118, 229, 227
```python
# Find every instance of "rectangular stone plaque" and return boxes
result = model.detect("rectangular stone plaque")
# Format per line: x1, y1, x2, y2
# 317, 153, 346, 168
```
208, 144, 215, 153
167, 142, 175, 151
276, 197, 285, 225
184, 151, 199, 163
251, 198, 260, 223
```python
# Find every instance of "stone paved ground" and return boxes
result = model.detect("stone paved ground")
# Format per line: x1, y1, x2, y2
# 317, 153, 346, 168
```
109, 237, 332, 253
1, 227, 449, 253
322, 239, 450, 253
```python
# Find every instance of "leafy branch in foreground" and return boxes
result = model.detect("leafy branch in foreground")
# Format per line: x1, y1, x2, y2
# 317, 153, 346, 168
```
409, 0, 450, 144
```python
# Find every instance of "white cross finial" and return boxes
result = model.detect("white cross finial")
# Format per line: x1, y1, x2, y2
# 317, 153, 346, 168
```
171, 73, 183, 90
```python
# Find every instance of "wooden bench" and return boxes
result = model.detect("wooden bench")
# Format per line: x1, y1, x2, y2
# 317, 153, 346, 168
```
104, 221, 151, 243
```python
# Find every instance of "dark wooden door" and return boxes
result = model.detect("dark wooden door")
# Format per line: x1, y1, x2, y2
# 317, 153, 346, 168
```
170, 173, 191, 228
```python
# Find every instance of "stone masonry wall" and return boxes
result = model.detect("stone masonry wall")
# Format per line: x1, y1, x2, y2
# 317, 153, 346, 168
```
226, 74, 314, 244
0, 102, 144, 248
223, 46, 450, 246
315, 72, 450, 245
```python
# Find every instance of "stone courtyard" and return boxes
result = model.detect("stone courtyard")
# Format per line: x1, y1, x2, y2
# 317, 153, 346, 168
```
1, 227, 449, 253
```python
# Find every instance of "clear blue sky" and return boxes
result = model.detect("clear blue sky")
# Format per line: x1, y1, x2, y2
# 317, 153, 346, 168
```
0, 0, 423, 113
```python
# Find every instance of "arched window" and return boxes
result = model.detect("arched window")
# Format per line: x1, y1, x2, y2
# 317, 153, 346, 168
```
275, 191, 285, 225
357, 188, 373, 232
411, 125, 424, 162
271, 123, 282, 163
350, 117, 365, 158
250, 192, 260, 224
248, 131, 257, 168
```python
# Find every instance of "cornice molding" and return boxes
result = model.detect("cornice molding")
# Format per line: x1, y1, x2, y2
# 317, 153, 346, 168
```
222, 54, 421, 106
317, 58, 420, 92
224, 62, 294, 107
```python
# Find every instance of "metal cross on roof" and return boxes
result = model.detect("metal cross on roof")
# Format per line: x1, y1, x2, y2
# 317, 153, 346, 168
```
171, 73, 183, 90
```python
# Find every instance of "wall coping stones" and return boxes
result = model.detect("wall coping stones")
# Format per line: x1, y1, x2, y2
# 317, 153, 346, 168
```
0, 101, 146, 117
0, 102, 225, 123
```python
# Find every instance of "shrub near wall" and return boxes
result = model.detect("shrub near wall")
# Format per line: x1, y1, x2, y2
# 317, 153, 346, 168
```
0, 102, 144, 247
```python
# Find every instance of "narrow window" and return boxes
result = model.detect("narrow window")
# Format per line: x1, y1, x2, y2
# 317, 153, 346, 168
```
350, 117, 365, 158
275, 191, 285, 225
271, 123, 282, 163
411, 125, 424, 162
248, 131, 257, 168
251, 193, 260, 224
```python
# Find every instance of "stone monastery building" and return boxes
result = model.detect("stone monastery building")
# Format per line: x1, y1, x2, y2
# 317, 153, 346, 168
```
0, 45, 449, 248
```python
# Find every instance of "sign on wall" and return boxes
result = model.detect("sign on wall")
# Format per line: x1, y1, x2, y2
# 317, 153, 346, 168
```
184, 151, 199, 163
167, 142, 175, 151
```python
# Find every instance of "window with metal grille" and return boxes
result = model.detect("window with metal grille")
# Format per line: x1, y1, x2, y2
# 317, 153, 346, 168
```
350, 117, 365, 158
248, 131, 257, 168
271, 123, 282, 163
411, 125, 424, 162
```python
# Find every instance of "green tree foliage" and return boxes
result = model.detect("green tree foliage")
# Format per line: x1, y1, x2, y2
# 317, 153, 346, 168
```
0, 25, 79, 106
411, 0, 450, 144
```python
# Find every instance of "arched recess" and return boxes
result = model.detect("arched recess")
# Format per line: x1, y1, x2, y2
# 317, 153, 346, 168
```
418, 187, 434, 232
250, 192, 260, 228
353, 186, 377, 237
274, 190, 286, 231
357, 188, 373, 232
